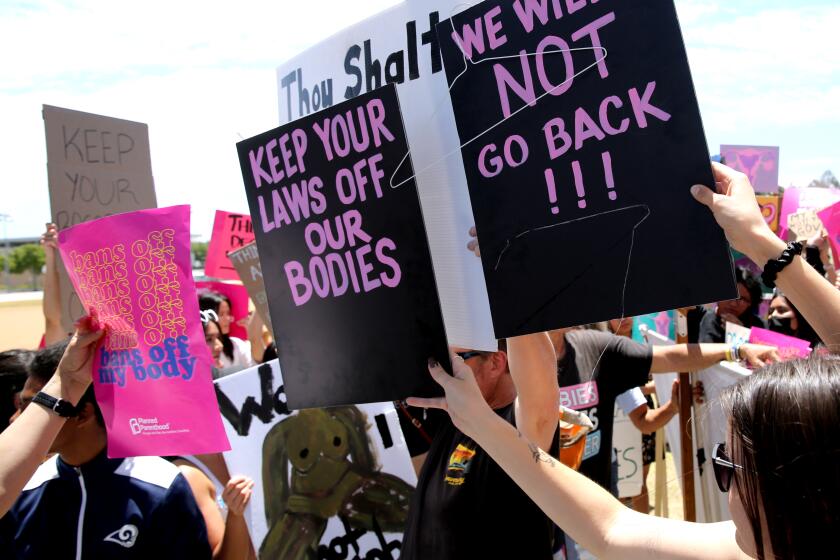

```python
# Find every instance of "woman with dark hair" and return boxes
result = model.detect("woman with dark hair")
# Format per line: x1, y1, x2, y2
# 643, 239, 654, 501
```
410, 164, 840, 559
698, 267, 764, 343
198, 292, 256, 371
767, 292, 820, 347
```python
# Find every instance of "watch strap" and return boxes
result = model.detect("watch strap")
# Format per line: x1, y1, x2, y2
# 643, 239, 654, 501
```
32, 391, 77, 417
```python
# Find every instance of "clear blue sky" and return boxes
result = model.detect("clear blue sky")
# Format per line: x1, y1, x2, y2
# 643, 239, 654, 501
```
1, 0, 837, 240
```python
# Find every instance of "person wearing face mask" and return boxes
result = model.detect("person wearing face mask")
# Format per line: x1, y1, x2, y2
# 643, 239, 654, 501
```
767, 292, 821, 347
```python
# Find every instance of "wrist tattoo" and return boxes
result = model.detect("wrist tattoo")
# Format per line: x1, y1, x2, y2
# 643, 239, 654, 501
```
517, 430, 556, 468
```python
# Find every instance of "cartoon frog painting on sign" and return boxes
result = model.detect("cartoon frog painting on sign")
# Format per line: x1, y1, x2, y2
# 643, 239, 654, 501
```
260, 407, 414, 559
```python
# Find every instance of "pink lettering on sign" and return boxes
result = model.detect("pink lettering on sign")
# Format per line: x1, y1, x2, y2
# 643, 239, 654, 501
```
559, 380, 599, 410
57, 205, 230, 459
205, 210, 256, 281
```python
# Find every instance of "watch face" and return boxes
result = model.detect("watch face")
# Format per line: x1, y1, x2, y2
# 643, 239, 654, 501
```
55, 400, 78, 417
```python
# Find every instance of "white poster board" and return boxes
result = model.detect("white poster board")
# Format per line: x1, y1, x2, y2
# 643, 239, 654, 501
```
645, 329, 750, 523
215, 361, 417, 559
275, 0, 496, 351
613, 403, 644, 499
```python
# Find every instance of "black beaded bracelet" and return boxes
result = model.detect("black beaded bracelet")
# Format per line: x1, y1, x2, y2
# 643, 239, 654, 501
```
761, 241, 803, 288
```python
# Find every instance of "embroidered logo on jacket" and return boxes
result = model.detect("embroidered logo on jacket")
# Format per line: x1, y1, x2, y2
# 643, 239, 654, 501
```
445, 443, 476, 486
104, 524, 139, 548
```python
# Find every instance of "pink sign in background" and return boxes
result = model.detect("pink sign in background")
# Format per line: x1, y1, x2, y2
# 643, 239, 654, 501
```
749, 327, 811, 361
196, 280, 249, 340
204, 210, 255, 280
58, 205, 230, 458
818, 200, 840, 263
720, 145, 779, 193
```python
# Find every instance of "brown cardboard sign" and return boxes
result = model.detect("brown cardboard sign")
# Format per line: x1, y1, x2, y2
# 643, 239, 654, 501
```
228, 242, 273, 331
43, 105, 157, 333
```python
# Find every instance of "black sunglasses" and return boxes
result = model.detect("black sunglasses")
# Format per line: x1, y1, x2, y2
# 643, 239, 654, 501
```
712, 443, 744, 493
456, 351, 485, 361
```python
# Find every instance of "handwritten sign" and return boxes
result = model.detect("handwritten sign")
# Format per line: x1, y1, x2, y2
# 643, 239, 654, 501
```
755, 194, 780, 233
787, 209, 824, 241
195, 280, 249, 340
720, 145, 779, 192
613, 402, 643, 498
237, 84, 449, 408
274, 0, 496, 352
725, 321, 751, 348
779, 186, 840, 240
56, 205, 230, 458
749, 327, 811, 360
204, 210, 255, 280
228, 242, 273, 331
216, 361, 416, 558
44, 105, 158, 335
437, 0, 735, 337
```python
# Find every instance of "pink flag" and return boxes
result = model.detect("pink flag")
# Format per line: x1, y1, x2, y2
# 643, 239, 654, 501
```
749, 327, 811, 361
196, 280, 249, 340
817, 200, 840, 262
204, 210, 255, 280
58, 205, 230, 458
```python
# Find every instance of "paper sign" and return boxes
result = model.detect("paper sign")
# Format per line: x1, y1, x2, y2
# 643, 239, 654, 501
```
195, 280, 249, 340
437, 0, 736, 337
275, 0, 496, 351
725, 321, 751, 347
817, 200, 840, 262
787, 209, 824, 241
44, 105, 158, 335
720, 145, 779, 192
755, 194, 780, 233
632, 311, 676, 343
56, 205, 230, 458
228, 242, 273, 331
216, 361, 416, 557
204, 210, 255, 280
237, 84, 450, 409
749, 327, 811, 360
613, 403, 643, 498
779, 186, 840, 240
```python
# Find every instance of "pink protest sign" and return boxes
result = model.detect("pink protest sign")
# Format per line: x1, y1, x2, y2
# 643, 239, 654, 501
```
720, 145, 779, 193
818, 201, 840, 262
196, 280, 249, 340
204, 210, 255, 280
749, 327, 811, 361
58, 205, 230, 458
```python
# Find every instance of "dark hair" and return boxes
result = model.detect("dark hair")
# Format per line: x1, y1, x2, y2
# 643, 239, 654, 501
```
722, 357, 840, 559
773, 291, 820, 347
29, 340, 104, 427
735, 266, 762, 316
0, 349, 34, 379
198, 292, 234, 360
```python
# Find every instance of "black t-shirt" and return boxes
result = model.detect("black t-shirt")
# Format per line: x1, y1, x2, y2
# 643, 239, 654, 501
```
401, 403, 560, 559
697, 308, 764, 343
557, 330, 652, 490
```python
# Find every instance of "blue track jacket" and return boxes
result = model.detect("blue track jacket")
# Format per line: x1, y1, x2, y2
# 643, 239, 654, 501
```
0, 451, 211, 559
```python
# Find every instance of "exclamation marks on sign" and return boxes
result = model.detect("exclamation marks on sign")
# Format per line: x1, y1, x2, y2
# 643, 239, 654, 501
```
571, 161, 587, 209
602, 151, 617, 201
544, 168, 560, 215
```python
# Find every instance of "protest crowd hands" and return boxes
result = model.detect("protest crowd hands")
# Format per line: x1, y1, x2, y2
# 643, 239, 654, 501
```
738, 343, 780, 368
222, 475, 254, 517
691, 163, 787, 266
407, 355, 495, 442
467, 226, 480, 258
49, 307, 106, 404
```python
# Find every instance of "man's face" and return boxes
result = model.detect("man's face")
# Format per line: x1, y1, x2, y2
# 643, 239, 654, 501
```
454, 347, 497, 403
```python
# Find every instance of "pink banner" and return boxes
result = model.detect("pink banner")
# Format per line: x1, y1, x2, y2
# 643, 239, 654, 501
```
58, 205, 230, 458
749, 327, 811, 361
204, 210, 255, 280
196, 281, 249, 340
720, 145, 779, 193
818, 200, 840, 262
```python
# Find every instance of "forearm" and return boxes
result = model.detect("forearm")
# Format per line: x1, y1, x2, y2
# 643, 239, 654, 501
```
42, 252, 65, 345
0, 373, 87, 516
650, 344, 726, 373
218, 514, 252, 560
247, 316, 266, 363
637, 403, 678, 434
507, 332, 559, 450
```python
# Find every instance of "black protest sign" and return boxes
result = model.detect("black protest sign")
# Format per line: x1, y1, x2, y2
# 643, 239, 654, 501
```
237, 84, 449, 409
43, 105, 157, 334
437, 0, 736, 337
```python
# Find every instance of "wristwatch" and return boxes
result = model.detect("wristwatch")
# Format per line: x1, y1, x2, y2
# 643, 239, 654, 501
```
32, 391, 78, 417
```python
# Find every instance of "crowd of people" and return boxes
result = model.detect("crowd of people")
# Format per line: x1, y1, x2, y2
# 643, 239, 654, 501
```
0, 162, 837, 559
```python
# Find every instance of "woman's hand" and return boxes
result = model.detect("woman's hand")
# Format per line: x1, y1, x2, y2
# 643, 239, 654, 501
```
407, 354, 495, 440
222, 475, 254, 517
467, 226, 480, 258
56, 308, 106, 388
691, 163, 786, 266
